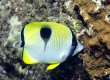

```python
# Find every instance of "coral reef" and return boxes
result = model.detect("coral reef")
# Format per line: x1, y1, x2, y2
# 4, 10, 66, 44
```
105, 11, 110, 24
0, 0, 110, 80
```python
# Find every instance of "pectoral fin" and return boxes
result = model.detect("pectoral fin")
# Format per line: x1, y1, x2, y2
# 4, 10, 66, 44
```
46, 63, 60, 70
23, 49, 38, 64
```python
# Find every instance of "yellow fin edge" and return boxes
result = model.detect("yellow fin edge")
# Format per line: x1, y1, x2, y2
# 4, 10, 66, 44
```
23, 49, 38, 64
46, 63, 60, 70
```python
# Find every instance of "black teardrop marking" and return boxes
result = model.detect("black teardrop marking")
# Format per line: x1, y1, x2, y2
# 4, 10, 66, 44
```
40, 26, 52, 51
40, 27, 52, 40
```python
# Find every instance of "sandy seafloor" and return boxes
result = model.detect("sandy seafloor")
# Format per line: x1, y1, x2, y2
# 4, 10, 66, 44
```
0, 0, 110, 80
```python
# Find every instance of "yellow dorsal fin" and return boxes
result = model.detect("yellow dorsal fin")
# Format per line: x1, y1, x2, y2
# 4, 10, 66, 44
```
23, 49, 38, 64
46, 63, 60, 70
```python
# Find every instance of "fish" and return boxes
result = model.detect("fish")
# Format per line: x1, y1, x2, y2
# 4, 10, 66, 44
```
20, 22, 83, 70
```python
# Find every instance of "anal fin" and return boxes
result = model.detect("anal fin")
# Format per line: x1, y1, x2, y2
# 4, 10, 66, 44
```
46, 63, 60, 70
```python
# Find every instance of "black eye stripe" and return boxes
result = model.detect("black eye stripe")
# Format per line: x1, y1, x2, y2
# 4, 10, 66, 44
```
22, 48, 23, 58
21, 26, 25, 47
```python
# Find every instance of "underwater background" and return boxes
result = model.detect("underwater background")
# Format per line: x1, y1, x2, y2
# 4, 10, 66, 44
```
0, 0, 110, 80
